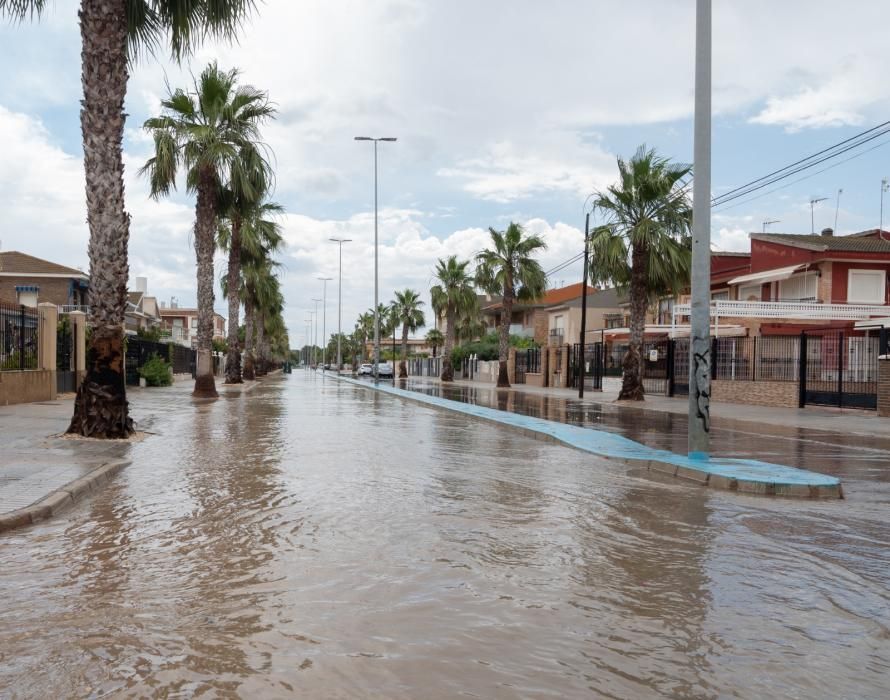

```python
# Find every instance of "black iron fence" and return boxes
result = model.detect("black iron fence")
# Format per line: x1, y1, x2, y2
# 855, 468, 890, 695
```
56, 318, 77, 392
514, 348, 540, 384
800, 330, 882, 409
125, 338, 196, 385
1, 302, 39, 371
408, 356, 441, 377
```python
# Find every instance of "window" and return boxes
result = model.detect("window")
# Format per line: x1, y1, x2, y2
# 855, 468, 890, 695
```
657, 298, 674, 325
190, 318, 198, 329
173, 318, 183, 327
737, 284, 761, 302
605, 314, 623, 329
779, 273, 817, 301
847, 269, 885, 303
711, 290, 729, 301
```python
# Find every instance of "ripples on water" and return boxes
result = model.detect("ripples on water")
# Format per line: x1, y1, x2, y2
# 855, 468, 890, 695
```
1, 373, 888, 699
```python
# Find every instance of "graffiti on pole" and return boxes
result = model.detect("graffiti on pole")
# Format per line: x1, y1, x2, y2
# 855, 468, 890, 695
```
692, 345, 711, 433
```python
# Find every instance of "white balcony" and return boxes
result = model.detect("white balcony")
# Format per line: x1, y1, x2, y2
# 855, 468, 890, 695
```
673, 300, 890, 323
509, 324, 533, 338
59, 305, 90, 315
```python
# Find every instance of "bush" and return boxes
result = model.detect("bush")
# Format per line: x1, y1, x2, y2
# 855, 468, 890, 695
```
138, 353, 172, 387
450, 331, 539, 367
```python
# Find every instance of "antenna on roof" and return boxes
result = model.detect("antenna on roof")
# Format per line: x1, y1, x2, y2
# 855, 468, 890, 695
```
834, 188, 843, 233
809, 197, 828, 234
762, 219, 780, 233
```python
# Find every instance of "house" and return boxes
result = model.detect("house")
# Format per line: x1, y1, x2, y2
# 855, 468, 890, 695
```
125, 277, 162, 333
0, 251, 89, 309
159, 303, 226, 347
365, 336, 435, 358
543, 285, 624, 345
672, 228, 890, 336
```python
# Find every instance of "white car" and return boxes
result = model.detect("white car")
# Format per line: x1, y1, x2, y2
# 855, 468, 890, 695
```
358, 363, 374, 375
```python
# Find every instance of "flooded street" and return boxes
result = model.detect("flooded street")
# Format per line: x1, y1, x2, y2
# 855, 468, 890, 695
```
1, 372, 889, 698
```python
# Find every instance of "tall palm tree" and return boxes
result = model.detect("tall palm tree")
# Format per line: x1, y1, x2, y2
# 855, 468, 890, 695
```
589, 145, 692, 401
219, 193, 283, 384
252, 268, 283, 376
391, 289, 426, 378
141, 62, 275, 397
241, 254, 279, 380
430, 256, 476, 382
425, 328, 444, 358
356, 311, 374, 364
0, 1, 257, 437
476, 222, 547, 388
455, 301, 485, 344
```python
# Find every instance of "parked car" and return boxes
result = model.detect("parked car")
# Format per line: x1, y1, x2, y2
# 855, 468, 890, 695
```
377, 361, 394, 378
358, 363, 374, 375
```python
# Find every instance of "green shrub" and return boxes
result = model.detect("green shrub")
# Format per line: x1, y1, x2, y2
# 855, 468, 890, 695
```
138, 353, 172, 387
1, 350, 37, 370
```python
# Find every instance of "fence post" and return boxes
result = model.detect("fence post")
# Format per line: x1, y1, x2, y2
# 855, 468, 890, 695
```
751, 335, 757, 382
798, 332, 807, 408
710, 336, 718, 380
68, 311, 87, 388
837, 331, 844, 409
37, 303, 58, 373
667, 339, 675, 397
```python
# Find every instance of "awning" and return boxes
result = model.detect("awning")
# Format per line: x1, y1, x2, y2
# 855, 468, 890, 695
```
728, 264, 806, 286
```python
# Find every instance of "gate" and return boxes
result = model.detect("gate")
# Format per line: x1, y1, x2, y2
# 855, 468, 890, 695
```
514, 348, 540, 384
569, 342, 604, 390
800, 329, 880, 409
56, 320, 76, 393
641, 338, 671, 395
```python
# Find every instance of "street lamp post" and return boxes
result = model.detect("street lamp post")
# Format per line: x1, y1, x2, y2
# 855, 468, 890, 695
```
311, 299, 321, 368
880, 178, 889, 241
689, 0, 712, 459
318, 277, 332, 372
355, 136, 397, 383
578, 211, 590, 399
329, 237, 352, 371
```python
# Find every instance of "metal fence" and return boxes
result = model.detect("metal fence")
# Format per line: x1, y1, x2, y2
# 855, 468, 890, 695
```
1, 302, 39, 371
125, 338, 196, 385
800, 330, 882, 409
514, 348, 540, 384
56, 318, 77, 392
408, 356, 441, 377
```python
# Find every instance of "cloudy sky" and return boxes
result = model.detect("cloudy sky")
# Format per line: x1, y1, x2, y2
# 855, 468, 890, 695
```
2, 0, 890, 347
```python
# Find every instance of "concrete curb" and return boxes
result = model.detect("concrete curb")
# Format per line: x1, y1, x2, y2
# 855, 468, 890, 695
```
337, 377, 843, 500
0, 459, 131, 534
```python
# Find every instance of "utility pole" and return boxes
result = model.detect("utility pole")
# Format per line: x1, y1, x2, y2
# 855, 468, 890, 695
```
355, 136, 397, 384
318, 277, 332, 371
688, 0, 712, 459
578, 211, 590, 398
330, 237, 352, 371
809, 197, 827, 234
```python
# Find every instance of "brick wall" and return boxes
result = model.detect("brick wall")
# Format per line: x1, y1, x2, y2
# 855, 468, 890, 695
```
879, 360, 890, 418
532, 309, 549, 345
711, 379, 799, 408
0, 276, 81, 307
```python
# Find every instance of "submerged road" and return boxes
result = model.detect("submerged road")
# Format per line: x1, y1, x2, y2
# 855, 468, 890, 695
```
1, 372, 888, 698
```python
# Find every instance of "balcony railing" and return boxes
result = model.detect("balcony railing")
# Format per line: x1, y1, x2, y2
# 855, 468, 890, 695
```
59, 305, 90, 315
672, 299, 890, 322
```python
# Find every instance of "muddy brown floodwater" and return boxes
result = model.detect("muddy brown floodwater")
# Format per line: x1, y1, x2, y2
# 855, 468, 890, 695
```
1, 373, 889, 699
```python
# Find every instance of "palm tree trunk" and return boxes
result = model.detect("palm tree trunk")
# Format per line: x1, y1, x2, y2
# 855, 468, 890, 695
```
242, 304, 255, 380
497, 293, 512, 388
224, 216, 242, 384
399, 322, 409, 378
67, 0, 134, 438
256, 310, 266, 375
620, 243, 648, 401
193, 168, 218, 398
441, 306, 456, 381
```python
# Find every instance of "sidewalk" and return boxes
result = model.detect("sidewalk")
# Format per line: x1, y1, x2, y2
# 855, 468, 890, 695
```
434, 375, 890, 443
0, 375, 270, 532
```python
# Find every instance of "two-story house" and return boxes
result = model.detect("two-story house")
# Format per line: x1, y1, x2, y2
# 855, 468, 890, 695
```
159, 303, 226, 347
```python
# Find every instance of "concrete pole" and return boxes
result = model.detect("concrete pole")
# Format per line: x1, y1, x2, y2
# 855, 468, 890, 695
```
688, 0, 712, 459
373, 140, 380, 384
578, 211, 590, 399
318, 277, 332, 371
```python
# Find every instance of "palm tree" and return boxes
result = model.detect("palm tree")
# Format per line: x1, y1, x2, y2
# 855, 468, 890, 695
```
141, 62, 275, 397
218, 193, 283, 384
476, 222, 547, 388
0, 1, 257, 437
391, 289, 426, 378
355, 312, 374, 364
425, 328, 444, 358
430, 256, 476, 382
589, 145, 692, 401
241, 255, 279, 380
455, 301, 485, 344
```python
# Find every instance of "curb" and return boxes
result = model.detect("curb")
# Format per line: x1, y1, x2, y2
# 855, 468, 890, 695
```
336, 377, 842, 500
0, 459, 131, 534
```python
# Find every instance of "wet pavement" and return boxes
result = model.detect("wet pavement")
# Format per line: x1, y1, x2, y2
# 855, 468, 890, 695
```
1, 372, 889, 698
